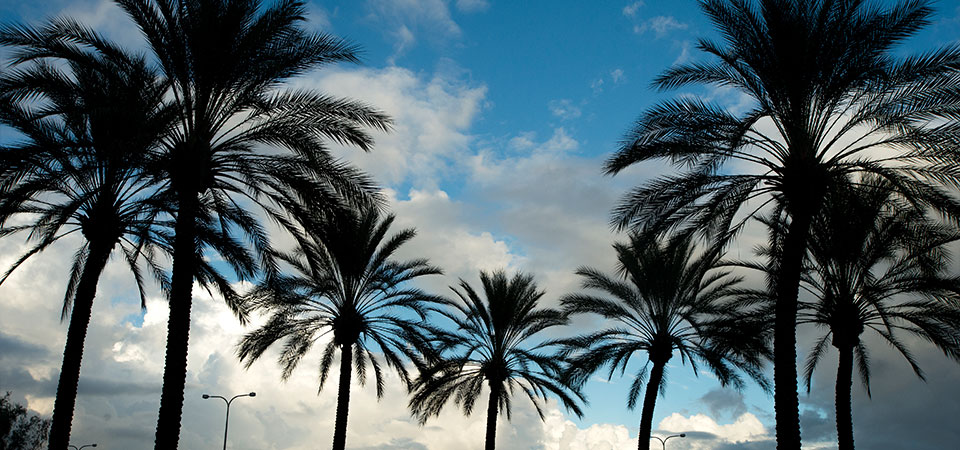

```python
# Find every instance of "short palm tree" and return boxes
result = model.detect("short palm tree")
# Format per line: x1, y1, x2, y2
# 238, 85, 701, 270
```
560, 234, 767, 450
237, 206, 443, 450
797, 179, 960, 450
113, 1, 391, 446
604, 1, 960, 446
0, 21, 171, 450
409, 270, 585, 450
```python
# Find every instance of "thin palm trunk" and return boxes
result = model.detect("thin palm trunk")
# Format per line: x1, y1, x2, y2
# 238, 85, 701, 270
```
637, 361, 666, 450
484, 382, 500, 450
154, 193, 199, 450
773, 212, 811, 450
47, 238, 114, 450
332, 344, 353, 450
835, 344, 855, 450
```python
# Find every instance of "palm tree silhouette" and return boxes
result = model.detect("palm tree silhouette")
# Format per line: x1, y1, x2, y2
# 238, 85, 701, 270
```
560, 234, 767, 450
113, 1, 391, 446
0, 21, 171, 449
409, 270, 584, 450
237, 206, 443, 450
604, 1, 960, 446
797, 179, 960, 450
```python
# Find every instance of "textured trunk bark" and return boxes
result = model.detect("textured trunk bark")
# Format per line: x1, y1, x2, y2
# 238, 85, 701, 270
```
484, 382, 500, 450
154, 192, 199, 450
773, 210, 812, 450
637, 361, 666, 450
47, 239, 114, 450
835, 344, 855, 450
332, 344, 353, 450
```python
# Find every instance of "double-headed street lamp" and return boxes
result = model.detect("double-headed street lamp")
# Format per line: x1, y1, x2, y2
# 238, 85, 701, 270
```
202, 392, 256, 450
651, 433, 686, 449
67, 445, 97, 450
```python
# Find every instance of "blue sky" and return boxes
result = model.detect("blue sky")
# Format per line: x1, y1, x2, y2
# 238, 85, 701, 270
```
2, 1, 960, 449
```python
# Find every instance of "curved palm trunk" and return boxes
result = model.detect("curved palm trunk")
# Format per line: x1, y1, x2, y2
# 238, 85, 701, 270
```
47, 239, 114, 450
835, 344, 855, 450
154, 193, 200, 450
773, 211, 812, 450
484, 382, 501, 450
637, 361, 666, 450
332, 344, 353, 450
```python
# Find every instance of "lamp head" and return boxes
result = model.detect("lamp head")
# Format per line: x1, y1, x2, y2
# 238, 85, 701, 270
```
202, 394, 210, 399
91, 445, 98, 448
679, 434, 686, 438
249, 392, 256, 397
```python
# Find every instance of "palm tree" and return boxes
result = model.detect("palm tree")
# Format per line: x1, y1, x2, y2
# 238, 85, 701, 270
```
409, 270, 584, 450
0, 21, 172, 450
604, 1, 960, 446
237, 206, 442, 450
112, 1, 392, 446
559, 234, 767, 450
796, 179, 960, 450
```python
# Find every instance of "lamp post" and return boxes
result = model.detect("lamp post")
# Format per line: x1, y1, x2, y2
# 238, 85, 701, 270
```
651, 433, 686, 450
67, 445, 97, 450
202, 392, 256, 450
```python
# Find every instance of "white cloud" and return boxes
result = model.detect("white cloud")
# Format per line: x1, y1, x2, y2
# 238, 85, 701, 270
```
659, 413, 769, 446
622, 2, 644, 18
298, 65, 487, 189
633, 15, 688, 38
610, 69, 626, 84
549, 99, 583, 120
456, 0, 490, 13
366, 0, 462, 61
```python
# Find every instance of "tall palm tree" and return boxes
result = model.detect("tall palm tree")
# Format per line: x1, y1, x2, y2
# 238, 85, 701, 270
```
113, 1, 391, 447
237, 206, 443, 450
560, 234, 767, 450
409, 270, 585, 450
0, 21, 172, 450
796, 179, 960, 450
604, 1, 960, 446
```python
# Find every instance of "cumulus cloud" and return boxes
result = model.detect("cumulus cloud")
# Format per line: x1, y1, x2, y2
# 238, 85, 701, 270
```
297, 65, 487, 188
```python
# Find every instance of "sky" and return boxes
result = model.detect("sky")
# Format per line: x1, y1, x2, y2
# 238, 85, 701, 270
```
1, 0, 960, 449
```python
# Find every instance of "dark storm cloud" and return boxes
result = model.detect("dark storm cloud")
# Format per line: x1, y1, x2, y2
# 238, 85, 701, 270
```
699, 388, 749, 420
77, 376, 159, 396
0, 330, 50, 360
712, 440, 776, 450
355, 439, 430, 450
0, 366, 56, 396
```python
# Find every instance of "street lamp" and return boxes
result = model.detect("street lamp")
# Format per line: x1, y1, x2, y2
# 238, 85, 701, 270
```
651, 433, 686, 449
202, 392, 256, 450
67, 445, 97, 450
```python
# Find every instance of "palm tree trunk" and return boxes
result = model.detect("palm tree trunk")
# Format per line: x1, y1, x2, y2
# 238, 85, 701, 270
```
637, 361, 666, 450
332, 344, 353, 450
47, 239, 114, 450
835, 344, 855, 450
154, 192, 200, 450
773, 210, 812, 450
484, 382, 500, 450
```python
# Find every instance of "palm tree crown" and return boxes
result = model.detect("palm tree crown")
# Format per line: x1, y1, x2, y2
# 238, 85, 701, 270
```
0, 20, 171, 450
409, 270, 584, 450
112, 1, 392, 446
798, 178, 960, 450
560, 233, 766, 450
604, 1, 960, 446
237, 206, 443, 450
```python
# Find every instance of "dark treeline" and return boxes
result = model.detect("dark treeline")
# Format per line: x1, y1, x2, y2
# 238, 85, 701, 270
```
1, 1, 959, 450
